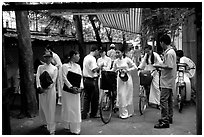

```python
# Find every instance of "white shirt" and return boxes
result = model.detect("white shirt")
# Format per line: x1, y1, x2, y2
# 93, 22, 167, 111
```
179, 56, 196, 78
97, 55, 112, 71
83, 54, 98, 78
36, 63, 58, 90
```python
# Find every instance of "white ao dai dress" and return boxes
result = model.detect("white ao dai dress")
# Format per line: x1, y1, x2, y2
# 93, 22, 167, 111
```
112, 57, 137, 119
61, 62, 83, 134
36, 63, 58, 133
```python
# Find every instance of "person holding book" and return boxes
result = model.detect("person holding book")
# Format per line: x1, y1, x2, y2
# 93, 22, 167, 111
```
36, 50, 58, 135
153, 34, 177, 128
61, 50, 83, 135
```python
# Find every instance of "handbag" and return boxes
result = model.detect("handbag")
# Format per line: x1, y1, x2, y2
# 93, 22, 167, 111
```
63, 71, 82, 94
119, 70, 128, 82
100, 71, 117, 91
139, 70, 153, 86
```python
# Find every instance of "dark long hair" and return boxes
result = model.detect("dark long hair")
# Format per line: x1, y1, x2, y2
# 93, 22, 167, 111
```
145, 45, 155, 65
146, 53, 155, 65
45, 44, 55, 53
66, 50, 79, 63
117, 45, 127, 58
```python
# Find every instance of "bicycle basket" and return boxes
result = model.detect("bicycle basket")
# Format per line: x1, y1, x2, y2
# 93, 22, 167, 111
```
100, 71, 117, 91
139, 70, 153, 86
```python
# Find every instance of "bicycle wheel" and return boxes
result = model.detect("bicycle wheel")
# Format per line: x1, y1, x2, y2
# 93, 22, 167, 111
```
178, 86, 185, 113
139, 86, 147, 115
178, 101, 183, 113
100, 91, 113, 124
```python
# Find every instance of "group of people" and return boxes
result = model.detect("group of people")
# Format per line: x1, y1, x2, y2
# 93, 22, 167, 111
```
139, 35, 195, 128
36, 47, 83, 135
35, 34, 196, 135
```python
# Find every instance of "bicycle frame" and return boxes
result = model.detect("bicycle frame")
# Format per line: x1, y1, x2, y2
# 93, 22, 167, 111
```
138, 69, 156, 115
99, 71, 117, 124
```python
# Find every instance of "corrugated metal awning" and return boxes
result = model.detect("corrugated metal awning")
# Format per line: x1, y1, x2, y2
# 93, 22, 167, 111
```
97, 8, 142, 34
4, 32, 76, 42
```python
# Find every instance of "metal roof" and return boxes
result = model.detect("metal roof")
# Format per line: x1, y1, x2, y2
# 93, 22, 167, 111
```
4, 31, 76, 42
97, 8, 142, 34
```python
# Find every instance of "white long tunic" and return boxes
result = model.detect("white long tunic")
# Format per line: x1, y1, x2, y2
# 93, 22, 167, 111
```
112, 57, 136, 117
61, 62, 83, 123
36, 63, 58, 132
138, 52, 162, 105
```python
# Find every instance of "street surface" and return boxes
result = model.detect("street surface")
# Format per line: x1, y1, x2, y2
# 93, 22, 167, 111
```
9, 70, 196, 135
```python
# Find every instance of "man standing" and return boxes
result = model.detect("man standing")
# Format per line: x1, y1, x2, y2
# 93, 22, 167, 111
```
153, 34, 177, 128
82, 45, 100, 119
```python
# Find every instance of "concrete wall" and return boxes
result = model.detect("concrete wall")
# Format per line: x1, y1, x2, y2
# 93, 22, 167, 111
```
182, 12, 197, 91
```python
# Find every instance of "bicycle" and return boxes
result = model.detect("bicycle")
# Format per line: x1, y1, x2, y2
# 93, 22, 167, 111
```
138, 69, 156, 115
99, 70, 117, 124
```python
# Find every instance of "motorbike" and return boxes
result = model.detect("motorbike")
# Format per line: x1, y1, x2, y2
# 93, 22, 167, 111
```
176, 63, 187, 113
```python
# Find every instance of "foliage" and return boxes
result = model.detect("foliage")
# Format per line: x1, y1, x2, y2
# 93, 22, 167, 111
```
3, 3, 140, 43
82, 15, 96, 42
141, 8, 194, 39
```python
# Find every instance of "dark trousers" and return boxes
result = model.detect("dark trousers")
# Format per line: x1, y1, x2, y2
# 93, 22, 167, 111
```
82, 77, 99, 118
160, 88, 173, 123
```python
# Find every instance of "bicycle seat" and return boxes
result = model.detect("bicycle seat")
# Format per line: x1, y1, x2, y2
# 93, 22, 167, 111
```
177, 63, 187, 71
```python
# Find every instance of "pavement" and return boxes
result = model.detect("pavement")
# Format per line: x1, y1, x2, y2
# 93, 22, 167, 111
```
8, 70, 197, 135
9, 95, 196, 135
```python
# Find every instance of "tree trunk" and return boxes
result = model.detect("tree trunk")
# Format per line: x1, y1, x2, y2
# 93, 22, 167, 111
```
105, 28, 112, 42
15, 5, 38, 118
89, 15, 102, 45
2, 29, 8, 89
73, 15, 85, 67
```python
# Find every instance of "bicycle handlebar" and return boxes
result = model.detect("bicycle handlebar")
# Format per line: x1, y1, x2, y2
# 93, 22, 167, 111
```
138, 68, 157, 76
